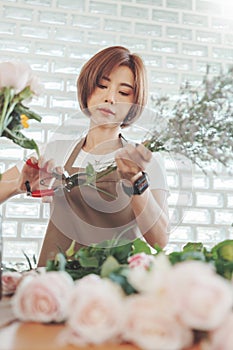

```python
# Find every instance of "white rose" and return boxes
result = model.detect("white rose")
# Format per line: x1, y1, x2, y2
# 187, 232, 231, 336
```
127, 253, 172, 294
209, 312, 233, 350
12, 271, 74, 323
0, 61, 41, 94
167, 261, 233, 331
1, 271, 22, 295
67, 276, 125, 345
123, 294, 193, 350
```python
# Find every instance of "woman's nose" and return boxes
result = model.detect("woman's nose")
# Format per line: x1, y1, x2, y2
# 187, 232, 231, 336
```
104, 90, 116, 104
104, 98, 114, 104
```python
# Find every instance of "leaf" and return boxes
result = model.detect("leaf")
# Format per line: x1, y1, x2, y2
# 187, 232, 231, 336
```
183, 242, 204, 252
211, 240, 233, 262
180, 251, 206, 262
108, 269, 137, 295
168, 252, 183, 265
132, 238, 152, 255
86, 162, 95, 175
65, 240, 76, 258
15, 104, 42, 122
79, 255, 99, 268
55, 252, 67, 271
101, 256, 120, 278
4, 129, 40, 156
22, 251, 32, 270
110, 240, 133, 263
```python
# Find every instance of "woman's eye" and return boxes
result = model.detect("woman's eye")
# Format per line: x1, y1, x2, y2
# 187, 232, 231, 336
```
119, 91, 130, 96
97, 83, 107, 89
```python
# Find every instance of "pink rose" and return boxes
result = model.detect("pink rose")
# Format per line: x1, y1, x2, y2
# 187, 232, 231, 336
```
128, 253, 155, 270
66, 276, 125, 345
0, 61, 41, 94
12, 271, 74, 323
208, 312, 233, 350
127, 253, 172, 294
123, 294, 193, 350
168, 261, 233, 331
1, 271, 22, 296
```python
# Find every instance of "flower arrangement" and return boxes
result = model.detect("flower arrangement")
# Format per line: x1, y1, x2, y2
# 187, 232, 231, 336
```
2, 238, 233, 350
0, 61, 42, 157
145, 66, 233, 174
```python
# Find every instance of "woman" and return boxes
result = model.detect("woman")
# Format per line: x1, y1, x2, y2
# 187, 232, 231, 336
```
0, 46, 170, 266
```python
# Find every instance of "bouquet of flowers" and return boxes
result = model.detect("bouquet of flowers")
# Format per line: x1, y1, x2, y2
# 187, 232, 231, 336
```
0, 61, 42, 156
144, 66, 233, 173
2, 238, 233, 350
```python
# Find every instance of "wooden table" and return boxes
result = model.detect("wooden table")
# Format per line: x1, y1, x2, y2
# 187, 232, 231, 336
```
0, 298, 201, 350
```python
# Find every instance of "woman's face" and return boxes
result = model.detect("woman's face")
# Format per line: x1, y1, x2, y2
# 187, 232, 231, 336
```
87, 65, 135, 127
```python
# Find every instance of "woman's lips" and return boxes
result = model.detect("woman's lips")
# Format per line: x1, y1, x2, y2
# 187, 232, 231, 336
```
97, 107, 115, 116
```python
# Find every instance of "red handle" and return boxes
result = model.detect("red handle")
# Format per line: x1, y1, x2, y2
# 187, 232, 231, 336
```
31, 189, 55, 197
26, 159, 40, 170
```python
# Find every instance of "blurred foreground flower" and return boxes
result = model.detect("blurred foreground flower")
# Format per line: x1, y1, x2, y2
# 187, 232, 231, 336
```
0, 61, 42, 156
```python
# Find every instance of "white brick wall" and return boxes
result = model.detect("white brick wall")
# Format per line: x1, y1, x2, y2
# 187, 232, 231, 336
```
0, 0, 233, 263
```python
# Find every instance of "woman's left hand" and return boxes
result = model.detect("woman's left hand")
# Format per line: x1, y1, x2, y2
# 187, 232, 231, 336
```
115, 143, 152, 182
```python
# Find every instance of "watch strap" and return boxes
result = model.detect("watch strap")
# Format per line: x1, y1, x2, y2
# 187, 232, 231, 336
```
122, 172, 150, 197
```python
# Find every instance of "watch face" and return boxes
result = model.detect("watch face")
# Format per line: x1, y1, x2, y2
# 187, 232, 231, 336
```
134, 172, 149, 194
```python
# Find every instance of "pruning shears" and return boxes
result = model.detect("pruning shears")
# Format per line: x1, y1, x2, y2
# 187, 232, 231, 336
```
25, 159, 86, 197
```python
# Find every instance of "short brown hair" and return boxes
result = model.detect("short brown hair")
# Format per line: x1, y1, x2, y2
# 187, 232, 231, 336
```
77, 46, 148, 125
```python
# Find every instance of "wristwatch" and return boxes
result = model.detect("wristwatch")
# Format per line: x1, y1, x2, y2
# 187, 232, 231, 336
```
122, 172, 150, 197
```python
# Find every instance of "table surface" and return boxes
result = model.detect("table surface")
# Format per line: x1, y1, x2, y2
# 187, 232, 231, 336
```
0, 298, 201, 350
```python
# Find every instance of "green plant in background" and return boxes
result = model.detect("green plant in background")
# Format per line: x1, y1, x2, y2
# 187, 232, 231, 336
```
46, 238, 233, 294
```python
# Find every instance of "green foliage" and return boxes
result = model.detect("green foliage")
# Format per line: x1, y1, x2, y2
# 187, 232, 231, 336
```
0, 86, 41, 156
46, 238, 233, 295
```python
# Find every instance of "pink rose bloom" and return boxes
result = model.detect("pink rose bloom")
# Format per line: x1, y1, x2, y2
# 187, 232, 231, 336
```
123, 294, 193, 350
12, 271, 74, 323
0, 61, 41, 94
127, 253, 172, 294
66, 276, 125, 345
128, 253, 155, 270
1, 271, 22, 296
208, 312, 233, 350
168, 261, 233, 331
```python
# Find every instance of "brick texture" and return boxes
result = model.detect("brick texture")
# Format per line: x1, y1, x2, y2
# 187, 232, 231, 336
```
0, 0, 232, 263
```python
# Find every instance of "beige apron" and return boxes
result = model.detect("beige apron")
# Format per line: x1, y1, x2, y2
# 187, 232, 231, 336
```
38, 137, 139, 266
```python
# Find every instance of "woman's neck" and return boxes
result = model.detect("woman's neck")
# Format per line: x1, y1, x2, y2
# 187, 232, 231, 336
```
82, 125, 122, 154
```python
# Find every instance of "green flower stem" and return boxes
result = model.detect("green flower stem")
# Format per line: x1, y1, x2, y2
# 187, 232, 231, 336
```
0, 87, 11, 135
96, 164, 117, 181
87, 183, 117, 199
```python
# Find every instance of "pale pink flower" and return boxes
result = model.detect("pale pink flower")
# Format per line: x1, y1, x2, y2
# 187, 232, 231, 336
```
127, 252, 154, 270
0, 61, 41, 94
1, 271, 22, 296
12, 271, 74, 323
208, 312, 233, 350
123, 294, 193, 350
127, 253, 172, 294
167, 261, 233, 331
66, 276, 125, 345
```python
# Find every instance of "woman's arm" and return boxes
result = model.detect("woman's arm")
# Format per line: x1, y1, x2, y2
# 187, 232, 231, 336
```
130, 188, 170, 248
115, 143, 170, 249
0, 166, 22, 204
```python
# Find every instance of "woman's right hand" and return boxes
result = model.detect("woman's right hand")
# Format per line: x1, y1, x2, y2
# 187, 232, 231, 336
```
18, 156, 56, 193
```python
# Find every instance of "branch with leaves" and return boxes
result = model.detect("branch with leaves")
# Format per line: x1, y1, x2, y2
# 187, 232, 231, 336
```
0, 61, 42, 156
